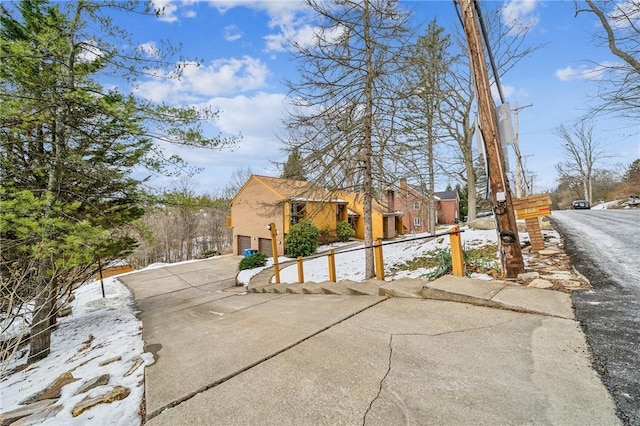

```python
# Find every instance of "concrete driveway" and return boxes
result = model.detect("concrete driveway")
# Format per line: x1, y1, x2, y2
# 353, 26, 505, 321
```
120, 255, 620, 426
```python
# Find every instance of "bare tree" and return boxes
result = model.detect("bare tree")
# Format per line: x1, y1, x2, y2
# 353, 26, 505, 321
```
223, 167, 254, 200
284, 0, 411, 279
576, 0, 640, 118
444, 1, 541, 220
554, 121, 607, 204
129, 189, 232, 268
399, 19, 457, 234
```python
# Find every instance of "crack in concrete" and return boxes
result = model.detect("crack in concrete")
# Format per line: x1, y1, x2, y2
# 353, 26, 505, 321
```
145, 296, 391, 422
363, 333, 394, 426
123, 274, 236, 302
359, 316, 522, 425
356, 315, 523, 338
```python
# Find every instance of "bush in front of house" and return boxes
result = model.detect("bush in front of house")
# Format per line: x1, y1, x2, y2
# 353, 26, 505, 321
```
238, 252, 268, 271
285, 219, 320, 257
336, 220, 355, 242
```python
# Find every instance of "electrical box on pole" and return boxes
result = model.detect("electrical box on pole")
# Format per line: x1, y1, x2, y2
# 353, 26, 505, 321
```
456, 0, 525, 278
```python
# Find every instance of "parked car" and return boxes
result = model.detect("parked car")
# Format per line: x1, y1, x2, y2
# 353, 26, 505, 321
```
476, 210, 493, 218
571, 199, 591, 210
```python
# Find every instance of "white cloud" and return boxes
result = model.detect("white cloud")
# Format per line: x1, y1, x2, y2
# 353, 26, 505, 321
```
138, 42, 160, 58
501, 0, 540, 36
608, 0, 640, 30
224, 24, 243, 42
150, 0, 179, 23
204, 92, 288, 139
78, 39, 103, 63
555, 62, 619, 81
153, 1, 318, 52
150, 0, 198, 22
207, 0, 317, 52
147, 92, 291, 193
265, 22, 321, 52
135, 56, 269, 104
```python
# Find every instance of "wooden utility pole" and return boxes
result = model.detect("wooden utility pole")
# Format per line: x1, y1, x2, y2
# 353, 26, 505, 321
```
456, 0, 524, 278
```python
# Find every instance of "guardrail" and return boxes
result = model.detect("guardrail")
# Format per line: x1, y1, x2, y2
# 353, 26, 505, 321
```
274, 226, 465, 284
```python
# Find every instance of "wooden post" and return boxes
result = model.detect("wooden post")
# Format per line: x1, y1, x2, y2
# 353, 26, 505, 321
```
512, 194, 552, 253
269, 223, 280, 284
450, 226, 465, 277
374, 238, 384, 280
328, 249, 336, 282
296, 256, 304, 284
525, 218, 545, 252
97, 257, 105, 298
457, 0, 524, 278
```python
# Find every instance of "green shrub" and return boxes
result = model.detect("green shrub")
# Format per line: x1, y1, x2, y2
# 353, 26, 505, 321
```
238, 252, 268, 271
396, 243, 502, 280
285, 219, 320, 257
423, 248, 452, 280
336, 221, 355, 242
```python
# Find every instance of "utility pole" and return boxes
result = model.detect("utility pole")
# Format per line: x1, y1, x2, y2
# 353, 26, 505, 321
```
512, 101, 533, 198
456, 0, 524, 278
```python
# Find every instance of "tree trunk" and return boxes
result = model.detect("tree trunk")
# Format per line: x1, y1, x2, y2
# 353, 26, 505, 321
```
465, 150, 477, 220
363, 0, 375, 279
427, 115, 436, 234
28, 265, 54, 363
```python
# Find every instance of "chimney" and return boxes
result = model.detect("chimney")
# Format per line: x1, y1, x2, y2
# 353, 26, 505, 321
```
385, 186, 395, 213
400, 177, 407, 191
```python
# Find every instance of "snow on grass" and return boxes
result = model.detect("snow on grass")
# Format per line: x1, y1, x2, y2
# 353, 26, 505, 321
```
0, 224, 562, 424
277, 227, 504, 284
0, 277, 152, 425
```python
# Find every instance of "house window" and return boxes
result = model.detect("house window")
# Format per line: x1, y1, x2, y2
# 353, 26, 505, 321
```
413, 201, 420, 210
290, 203, 305, 224
336, 204, 345, 223
413, 217, 421, 227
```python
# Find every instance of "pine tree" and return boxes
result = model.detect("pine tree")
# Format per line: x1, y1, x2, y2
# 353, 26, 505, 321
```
0, 0, 233, 362
281, 148, 307, 181
400, 19, 456, 235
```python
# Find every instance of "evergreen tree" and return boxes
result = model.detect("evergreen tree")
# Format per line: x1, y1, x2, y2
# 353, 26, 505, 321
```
400, 19, 455, 235
624, 159, 640, 183
0, 0, 233, 362
281, 148, 307, 181
456, 183, 468, 221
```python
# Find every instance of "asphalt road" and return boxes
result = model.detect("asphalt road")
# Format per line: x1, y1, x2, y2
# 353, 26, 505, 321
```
552, 209, 640, 426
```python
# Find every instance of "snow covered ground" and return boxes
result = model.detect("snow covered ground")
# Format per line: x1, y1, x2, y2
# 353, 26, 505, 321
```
0, 277, 153, 425
237, 227, 520, 285
1, 225, 552, 424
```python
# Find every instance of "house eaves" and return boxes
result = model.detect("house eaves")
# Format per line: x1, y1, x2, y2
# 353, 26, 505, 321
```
290, 197, 347, 203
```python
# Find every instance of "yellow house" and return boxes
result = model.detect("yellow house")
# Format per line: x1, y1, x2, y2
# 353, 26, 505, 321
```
228, 175, 402, 257
340, 190, 403, 242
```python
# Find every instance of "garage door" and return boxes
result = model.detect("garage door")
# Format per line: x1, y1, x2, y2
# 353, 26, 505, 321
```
237, 235, 251, 255
258, 238, 273, 257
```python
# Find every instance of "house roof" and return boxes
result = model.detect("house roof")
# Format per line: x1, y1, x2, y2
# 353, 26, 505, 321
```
340, 190, 393, 215
231, 174, 328, 205
232, 175, 395, 215
398, 182, 442, 201
434, 190, 459, 201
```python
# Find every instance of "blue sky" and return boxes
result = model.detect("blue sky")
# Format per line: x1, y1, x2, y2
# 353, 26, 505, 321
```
125, 0, 639, 195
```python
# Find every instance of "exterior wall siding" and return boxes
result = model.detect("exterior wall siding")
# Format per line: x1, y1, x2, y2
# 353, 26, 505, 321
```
230, 175, 401, 258
231, 178, 285, 256
436, 200, 459, 224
